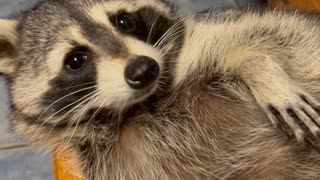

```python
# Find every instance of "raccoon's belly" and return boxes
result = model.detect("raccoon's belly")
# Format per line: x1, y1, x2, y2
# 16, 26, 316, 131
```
113, 92, 285, 179
78, 87, 320, 180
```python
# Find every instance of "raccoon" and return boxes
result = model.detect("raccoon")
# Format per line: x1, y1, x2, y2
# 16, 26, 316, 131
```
1, 0, 320, 179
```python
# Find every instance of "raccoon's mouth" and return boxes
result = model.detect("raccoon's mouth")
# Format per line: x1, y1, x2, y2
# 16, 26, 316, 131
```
129, 80, 159, 105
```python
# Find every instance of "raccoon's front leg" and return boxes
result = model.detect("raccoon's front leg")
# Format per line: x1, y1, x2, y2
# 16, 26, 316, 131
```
236, 55, 320, 144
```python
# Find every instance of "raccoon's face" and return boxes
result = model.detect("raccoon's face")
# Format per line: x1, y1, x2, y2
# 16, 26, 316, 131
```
0, 0, 184, 143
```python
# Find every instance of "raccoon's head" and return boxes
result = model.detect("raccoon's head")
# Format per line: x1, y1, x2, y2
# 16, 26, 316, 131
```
0, 0, 184, 146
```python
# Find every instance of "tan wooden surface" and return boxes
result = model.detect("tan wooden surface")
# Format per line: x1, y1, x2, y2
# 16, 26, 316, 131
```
269, 0, 320, 13
52, 150, 83, 180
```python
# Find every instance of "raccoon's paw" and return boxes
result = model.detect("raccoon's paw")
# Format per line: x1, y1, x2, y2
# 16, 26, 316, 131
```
263, 93, 320, 145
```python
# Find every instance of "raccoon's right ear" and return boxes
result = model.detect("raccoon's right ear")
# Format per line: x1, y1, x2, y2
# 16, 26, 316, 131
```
0, 19, 18, 76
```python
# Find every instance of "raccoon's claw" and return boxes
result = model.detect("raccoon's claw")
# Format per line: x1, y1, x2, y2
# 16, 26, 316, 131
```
264, 93, 320, 147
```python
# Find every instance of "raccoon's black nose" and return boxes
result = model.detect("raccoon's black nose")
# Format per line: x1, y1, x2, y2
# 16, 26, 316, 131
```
125, 56, 160, 89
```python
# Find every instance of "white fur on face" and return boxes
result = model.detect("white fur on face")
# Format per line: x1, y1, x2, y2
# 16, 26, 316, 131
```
12, 73, 51, 115
96, 57, 128, 108
0, 19, 17, 45
96, 38, 162, 109
0, 57, 15, 74
0, 19, 17, 75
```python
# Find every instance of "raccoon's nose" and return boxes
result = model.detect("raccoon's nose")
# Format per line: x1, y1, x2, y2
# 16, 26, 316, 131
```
125, 56, 160, 89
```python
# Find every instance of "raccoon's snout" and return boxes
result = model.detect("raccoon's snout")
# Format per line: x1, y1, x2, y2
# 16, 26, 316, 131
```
125, 56, 160, 89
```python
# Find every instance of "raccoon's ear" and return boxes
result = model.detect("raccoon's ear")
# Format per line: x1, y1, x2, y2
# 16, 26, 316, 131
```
0, 19, 18, 76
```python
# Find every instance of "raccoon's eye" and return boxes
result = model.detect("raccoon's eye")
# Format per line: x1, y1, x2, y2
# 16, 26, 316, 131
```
113, 13, 136, 33
64, 47, 91, 71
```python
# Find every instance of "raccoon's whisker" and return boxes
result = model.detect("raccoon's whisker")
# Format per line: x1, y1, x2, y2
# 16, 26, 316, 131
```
161, 48, 183, 56
41, 94, 96, 140
45, 91, 100, 137
154, 15, 192, 48
156, 30, 185, 53
67, 82, 96, 89
154, 16, 186, 47
82, 94, 104, 134
39, 90, 98, 131
37, 94, 98, 138
36, 86, 97, 123
158, 80, 167, 86
100, 89, 131, 95
68, 92, 99, 127
157, 84, 165, 92
45, 89, 129, 132
147, 15, 160, 44
156, 27, 185, 49
154, 23, 183, 48
205, 12, 214, 23
46, 86, 130, 126
64, 93, 99, 151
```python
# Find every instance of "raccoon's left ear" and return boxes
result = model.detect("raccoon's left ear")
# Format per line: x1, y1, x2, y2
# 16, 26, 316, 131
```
0, 19, 18, 76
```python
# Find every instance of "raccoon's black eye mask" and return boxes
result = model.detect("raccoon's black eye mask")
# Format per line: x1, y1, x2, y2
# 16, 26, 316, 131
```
109, 7, 175, 45
110, 11, 139, 34
64, 46, 92, 72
